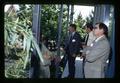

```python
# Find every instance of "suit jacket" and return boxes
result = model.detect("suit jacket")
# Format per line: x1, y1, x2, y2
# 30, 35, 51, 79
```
84, 35, 110, 78
64, 32, 82, 56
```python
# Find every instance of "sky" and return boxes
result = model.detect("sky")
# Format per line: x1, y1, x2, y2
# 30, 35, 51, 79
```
74, 5, 94, 20
4, 4, 19, 12
4, 4, 94, 20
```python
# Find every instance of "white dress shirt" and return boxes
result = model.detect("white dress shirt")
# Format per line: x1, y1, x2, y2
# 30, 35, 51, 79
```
87, 31, 96, 46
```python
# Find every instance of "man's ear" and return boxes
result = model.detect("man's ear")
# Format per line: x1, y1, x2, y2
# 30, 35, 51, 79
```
100, 28, 104, 34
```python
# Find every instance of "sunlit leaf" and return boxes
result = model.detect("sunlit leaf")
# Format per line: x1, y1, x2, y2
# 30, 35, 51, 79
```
23, 35, 32, 69
32, 37, 45, 65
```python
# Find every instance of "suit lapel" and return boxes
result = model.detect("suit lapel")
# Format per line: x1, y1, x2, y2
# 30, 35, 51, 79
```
72, 32, 76, 39
92, 36, 106, 47
95, 36, 106, 43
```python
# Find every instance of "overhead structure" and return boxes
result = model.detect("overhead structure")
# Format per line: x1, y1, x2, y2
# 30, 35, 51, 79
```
66, 4, 70, 34
29, 5, 42, 78
56, 4, 63, 78
93, 5, 110, 26
70, 5, 74, 24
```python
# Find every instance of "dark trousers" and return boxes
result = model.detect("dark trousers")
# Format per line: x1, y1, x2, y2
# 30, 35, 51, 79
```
82, 57, 85, 78
29, 54, 40, 78
68, 54, 76, 78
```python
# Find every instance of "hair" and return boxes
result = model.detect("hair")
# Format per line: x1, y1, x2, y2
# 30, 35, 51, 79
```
95, 22, 108, 38
69, 24, 76, 30
85, 23, 93, 31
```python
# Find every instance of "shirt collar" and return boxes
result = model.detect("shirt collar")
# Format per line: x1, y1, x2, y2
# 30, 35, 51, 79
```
72, 31, 75, 36
95, 35, 105, 42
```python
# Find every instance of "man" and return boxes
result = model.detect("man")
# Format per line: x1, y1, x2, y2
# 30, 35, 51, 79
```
64, 24, 82, 78
82, 23, 96, 77
84, 23, 96, 46
83, 22, 110, 78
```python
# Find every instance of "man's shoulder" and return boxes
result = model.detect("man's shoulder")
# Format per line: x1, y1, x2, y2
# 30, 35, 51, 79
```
89, 31, 94, 36
96, 37, 110, 48
75, 32, 80, 36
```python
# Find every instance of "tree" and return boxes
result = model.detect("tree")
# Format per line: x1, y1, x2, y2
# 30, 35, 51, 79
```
4, 4, 44, 78
16, 5, 33, 27
74, 12, 86, 39
85, 10, 94, 25
41, 5, 69, 42
41, 5, 58, 40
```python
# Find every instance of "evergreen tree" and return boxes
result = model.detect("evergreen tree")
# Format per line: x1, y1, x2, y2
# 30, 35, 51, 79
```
85, 10, 94, 25
74, 12, 86, 39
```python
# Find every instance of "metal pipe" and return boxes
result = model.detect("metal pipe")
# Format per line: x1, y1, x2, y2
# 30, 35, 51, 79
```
29, 5, 41, 78
56, 4, 63, 78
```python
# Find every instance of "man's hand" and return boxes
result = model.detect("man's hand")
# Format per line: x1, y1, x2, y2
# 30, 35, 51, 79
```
43, 51, 51, 60
82, 45, 87, 48
55, 56, 61, 64
80, 53, 86, 58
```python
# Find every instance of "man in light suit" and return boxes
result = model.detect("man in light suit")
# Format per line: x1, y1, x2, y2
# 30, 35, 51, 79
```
83, 22, 110, 78
64, 24, 82, 78
84, 23, 96, 46
82, 23, 96, 78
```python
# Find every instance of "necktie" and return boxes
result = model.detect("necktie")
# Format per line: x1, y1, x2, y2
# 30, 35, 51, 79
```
85, 34, 89, 45
68, 33, 72, 41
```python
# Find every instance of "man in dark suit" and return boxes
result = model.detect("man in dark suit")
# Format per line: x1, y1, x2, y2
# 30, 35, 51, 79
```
64, 24, 82, 78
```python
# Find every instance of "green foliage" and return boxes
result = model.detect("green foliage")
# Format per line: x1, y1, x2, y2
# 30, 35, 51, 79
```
74, 12, 86, 39
41, 5, 58, 40
41, 5, 68, 41
74, 9, 94, 39
5, 52, 28, 78
4, 5, 44, 78
17, 5, 33, 23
